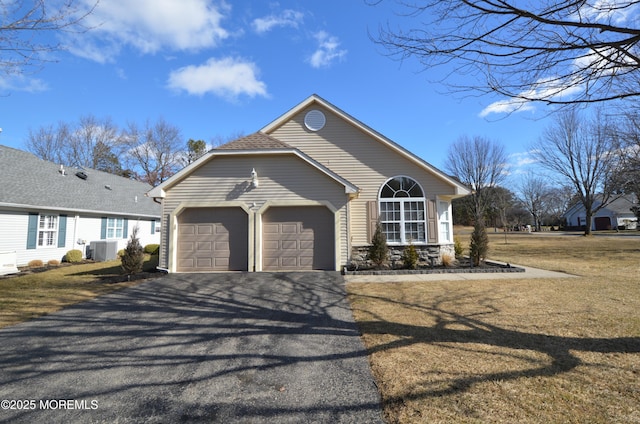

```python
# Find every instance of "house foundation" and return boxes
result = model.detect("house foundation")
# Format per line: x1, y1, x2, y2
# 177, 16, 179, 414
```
350, 244, 455, 269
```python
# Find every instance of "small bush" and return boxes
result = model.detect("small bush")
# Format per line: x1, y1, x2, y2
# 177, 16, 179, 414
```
454, 236, 464, 257
441, 254, 456, 267
47, 259, 60, 267
469, 222, 489, 266
65, 249, 83, 263
368, 222, 388, 269
144, 244, 160, 255
121, 226, 145, 275
28, 259, 44, 268
401, 244, 419, 269
117, 249, 125, 258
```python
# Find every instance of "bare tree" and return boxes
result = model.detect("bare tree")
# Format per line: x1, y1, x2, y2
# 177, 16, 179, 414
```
374, 1, 640, 106
26, 115, 126, 174
518, 174, 551, 231
68, 115, 123, 171
122, 118, 183, 186
0, 0, 97, 78
531, 107, 621, 235
543, 185, 577, 227
611, 108, 640, 197
26, 121, 69, 164
445, 135, 508, 223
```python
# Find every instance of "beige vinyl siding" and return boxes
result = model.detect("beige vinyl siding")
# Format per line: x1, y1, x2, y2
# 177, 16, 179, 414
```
268, 105, 456, 246
159, 154, 349, 269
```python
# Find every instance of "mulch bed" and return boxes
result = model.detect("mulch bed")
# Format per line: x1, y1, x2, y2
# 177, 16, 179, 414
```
344, 257, 525, 275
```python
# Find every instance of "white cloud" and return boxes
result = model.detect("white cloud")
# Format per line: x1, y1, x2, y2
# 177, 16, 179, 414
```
0, 75, 48, 93
578, 0, 638, 24
252, 9, 304, 34
479, 77, 584, 117
308, 31, 347, 68
71, 0, 230, 62
479, 98, 536, 117
167, 57, 268, 99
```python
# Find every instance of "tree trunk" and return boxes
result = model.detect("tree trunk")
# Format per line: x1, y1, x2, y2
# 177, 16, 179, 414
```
585, 209, 593, 236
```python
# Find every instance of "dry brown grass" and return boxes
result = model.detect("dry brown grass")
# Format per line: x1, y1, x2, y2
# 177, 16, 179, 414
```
0, 256, 159, 329
348, 233, 640, 423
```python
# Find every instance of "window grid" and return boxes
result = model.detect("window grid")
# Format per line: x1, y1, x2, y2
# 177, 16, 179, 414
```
107, 218, 124, 239
380, 200, 426, 244
38, 215, 58, 247
439, 201, 451, 242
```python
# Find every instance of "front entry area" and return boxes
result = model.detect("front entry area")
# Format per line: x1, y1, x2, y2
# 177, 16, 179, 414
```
177, 207, 248, 272
262, 206, 335, 271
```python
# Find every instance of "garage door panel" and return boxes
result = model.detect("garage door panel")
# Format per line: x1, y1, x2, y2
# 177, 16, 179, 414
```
299, 240, 313, 250
178, 258, 195, 268
177, 207, 248, 272
180, 225, 196, 236
196, 257, 213, 268
262, 206, 334, 271
214, 258, 229, 268
263, 240, 279, 250
196, 242, 212, 251
263, 224, 279, 234
197, 225, 213, 235
299, 257, 313, 267
281, 223, 298, 234
281, 240, 298, 250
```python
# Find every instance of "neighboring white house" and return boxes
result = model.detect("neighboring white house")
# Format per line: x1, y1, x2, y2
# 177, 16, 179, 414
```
563, 194, 638, 231
0, 145, 161, 272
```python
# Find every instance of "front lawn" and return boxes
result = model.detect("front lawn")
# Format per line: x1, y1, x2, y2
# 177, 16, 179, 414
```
348, 233, 640, 423
0, 255, 160, 328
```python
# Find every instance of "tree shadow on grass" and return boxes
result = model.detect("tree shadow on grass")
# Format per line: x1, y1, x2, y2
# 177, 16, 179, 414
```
352, 290, 640, 403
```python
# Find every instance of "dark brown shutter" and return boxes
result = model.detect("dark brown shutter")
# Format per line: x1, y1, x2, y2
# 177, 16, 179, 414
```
367, 200, 379, 243
427, 199, 437, 244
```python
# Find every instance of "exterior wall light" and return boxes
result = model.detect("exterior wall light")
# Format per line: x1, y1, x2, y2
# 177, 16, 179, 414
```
251, 168, 259, 188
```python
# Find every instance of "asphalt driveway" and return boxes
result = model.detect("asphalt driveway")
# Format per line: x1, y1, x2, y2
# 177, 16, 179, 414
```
0, 272, 384, 423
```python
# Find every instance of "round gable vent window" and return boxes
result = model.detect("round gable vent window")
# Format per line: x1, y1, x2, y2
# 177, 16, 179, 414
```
304, 110, 326, 131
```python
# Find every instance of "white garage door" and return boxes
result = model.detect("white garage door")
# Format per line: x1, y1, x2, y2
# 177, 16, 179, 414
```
262, 206, 334, 271
177, 207, 248, 272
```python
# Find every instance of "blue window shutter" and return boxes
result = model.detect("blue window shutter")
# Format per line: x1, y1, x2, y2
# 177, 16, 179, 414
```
101, 217, 107, 240
123, 219, 128, 239
151, 220, 155, 234
27, 213, 38, 249
58, 215, 67, 248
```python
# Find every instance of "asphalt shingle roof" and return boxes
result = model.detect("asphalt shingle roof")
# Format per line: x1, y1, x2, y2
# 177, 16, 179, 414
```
0, 145, 160, 217
216, 132, 293, 150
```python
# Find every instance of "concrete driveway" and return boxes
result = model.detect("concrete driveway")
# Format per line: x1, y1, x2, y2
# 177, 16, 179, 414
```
0, 273, 384, 423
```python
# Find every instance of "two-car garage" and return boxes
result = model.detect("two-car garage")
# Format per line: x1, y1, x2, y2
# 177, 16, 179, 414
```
176, 206, 335, 272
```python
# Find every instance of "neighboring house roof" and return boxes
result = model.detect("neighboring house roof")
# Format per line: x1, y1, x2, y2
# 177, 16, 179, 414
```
261, 94, 470, 196
0, 145, 160, 218
606, 194, 638, 216
564, 194, 638, 217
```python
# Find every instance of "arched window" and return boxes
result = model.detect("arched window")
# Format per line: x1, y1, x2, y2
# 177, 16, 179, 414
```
379, 176, 426, 244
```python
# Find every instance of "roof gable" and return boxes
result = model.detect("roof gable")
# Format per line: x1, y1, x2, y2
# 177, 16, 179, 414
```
0, 145, 159, 217
261, 94, 470, 196
148, 135, 359, 198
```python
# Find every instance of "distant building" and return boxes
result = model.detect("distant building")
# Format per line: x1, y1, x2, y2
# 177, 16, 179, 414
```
563, 194, 638, 231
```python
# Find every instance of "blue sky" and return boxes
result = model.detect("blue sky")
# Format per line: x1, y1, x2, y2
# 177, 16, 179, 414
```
0, 0, 557, 173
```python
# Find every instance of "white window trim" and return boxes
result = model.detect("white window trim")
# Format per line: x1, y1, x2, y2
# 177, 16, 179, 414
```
106, 218, 124, 239
437, 200, 452, 243
378, 176, 428, 245
38, 214, 58, 248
